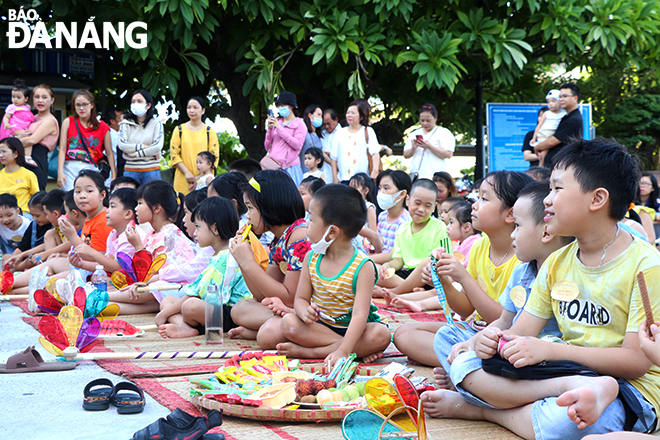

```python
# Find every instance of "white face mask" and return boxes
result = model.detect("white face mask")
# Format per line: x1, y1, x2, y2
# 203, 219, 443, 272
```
310, 225, 336, 255
377, 190, 403, 211
131, 103, 148, 117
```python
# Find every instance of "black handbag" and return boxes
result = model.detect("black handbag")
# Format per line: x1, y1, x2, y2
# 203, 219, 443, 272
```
73, 117, 111, 180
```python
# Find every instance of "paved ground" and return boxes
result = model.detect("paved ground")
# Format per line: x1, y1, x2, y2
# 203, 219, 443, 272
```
0, 300, 171, 440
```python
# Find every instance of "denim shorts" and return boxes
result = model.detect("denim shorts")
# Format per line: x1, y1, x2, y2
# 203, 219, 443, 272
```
124, 169, 162, 186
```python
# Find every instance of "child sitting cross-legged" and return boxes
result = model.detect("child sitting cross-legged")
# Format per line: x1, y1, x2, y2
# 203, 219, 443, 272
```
0, 193, 30, 257
429, 180, 569, 392
157, 197, 251, 338
420, 138, 660, 440
277, 184, 392, 367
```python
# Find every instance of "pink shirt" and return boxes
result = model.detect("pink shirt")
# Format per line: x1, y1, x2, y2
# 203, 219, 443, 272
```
454, 233, 481, 268
264, 117, 306, 167
27, 114, 59, 152
105, 223, 147, 259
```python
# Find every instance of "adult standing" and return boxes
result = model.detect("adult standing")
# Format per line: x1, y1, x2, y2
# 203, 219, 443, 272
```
102, 106, 124, 179
330, 100, 380, 184
170, 96, 219, 194
299, 104, 323, 174
16, 84, 59, 191
534, 82, 583, 168
57, 89, 116, 191
319, 108, 339, 181
118, 89, 164, 185
404, 104, 455, 180
263, 91, 306, 186
521, 107, 548, 167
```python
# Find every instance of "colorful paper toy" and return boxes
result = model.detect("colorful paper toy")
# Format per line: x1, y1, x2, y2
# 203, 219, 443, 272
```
38, 305, 100, 356
110, 249, 166, 289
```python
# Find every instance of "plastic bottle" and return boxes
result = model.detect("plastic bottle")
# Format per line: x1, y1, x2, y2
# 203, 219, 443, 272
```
205, 283, 223, 345
91, 265, 107, 292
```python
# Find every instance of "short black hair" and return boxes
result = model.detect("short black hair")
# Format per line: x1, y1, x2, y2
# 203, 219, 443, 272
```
418, 104, 437, 118
324, 108, 338, 121
228, 159, 262, 180
184, 190, 208, 213
28, 191, 47, 209
553, 138, 639, 220
411, 178, 438, 198
639, 173, 660, 211
209, 172, 248, 216
109, 188, 138, 219
110, 176, 140, 192
42, 189, 65, 214
525, 166, 551, 181
517, 180, 551, 225
242, 170, 305, 228
0, 193, 19, 210
559, 82, 580, 100
376, 170, 412, 194
191, 197, 239, 241
64, 190, 83, 215
300, 176, 325, 195
312, 184, 366, 238
304, 147, 325, 168
484, 170, 534, 210
102, 106, 121, 126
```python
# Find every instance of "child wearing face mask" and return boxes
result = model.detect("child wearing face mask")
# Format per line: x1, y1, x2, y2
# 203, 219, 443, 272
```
276, 184, 391, 368
370, 170, 412, 265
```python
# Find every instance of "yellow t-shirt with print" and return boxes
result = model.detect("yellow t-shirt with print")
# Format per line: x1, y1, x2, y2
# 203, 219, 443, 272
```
525, 237, 660, 413
0, 167, 39, 212
466, 235, 520, 322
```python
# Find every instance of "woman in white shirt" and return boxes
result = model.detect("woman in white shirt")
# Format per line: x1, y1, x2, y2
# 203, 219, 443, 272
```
330, 100, 380, 183
404, 104, 455, 180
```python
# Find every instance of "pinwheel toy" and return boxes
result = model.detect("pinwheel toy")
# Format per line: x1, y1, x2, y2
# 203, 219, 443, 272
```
110, 250, 166, 290
38, 305, 100, 358
0, 265, 13, 295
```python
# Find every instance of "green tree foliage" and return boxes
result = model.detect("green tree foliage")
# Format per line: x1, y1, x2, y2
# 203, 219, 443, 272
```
3, 0, 660, 160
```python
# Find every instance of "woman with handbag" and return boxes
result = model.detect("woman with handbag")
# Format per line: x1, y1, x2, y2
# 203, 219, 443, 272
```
330, 100, 380, 184
57, 89, 116, 191
17, 84, 60, 191
404, 104, 455, 180
170, 96, 219, 194
118, 89, 164, 185
263, 91, 306, 186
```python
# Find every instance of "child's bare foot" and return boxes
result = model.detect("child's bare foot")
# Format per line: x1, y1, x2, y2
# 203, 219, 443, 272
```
262, 297, 294, 316
421, 389, 484, 419
158, 323, 199, 339
433, 366, 454, 390
228, 326, 258, 340
372, 285, 384, 298
390, 297, 423, 312
24, 156, 37, 167
276, 341, 307, 358
556, 376, 619, 429
362, 351, 384, 363
382, 289, 394, 307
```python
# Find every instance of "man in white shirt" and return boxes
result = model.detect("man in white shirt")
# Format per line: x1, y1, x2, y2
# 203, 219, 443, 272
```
320, 108, 340, 181
103, 107, 123, 180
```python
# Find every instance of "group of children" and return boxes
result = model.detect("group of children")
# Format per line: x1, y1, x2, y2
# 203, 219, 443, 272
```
2, 130, 660, 437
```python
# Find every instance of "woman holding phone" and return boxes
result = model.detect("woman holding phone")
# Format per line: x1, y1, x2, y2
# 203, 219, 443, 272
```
403, 104, 455, 180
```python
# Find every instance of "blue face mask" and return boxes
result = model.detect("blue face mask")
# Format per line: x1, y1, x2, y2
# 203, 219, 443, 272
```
312, 116, 323, 128
278, 106, 291, 118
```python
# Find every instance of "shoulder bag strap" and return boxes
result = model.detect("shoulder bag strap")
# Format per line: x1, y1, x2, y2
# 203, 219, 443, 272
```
206, 125, 210, 150
73, 117, 98, 166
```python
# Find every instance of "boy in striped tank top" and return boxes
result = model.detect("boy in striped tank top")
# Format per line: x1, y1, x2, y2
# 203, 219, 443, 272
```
277, 185, 392, 368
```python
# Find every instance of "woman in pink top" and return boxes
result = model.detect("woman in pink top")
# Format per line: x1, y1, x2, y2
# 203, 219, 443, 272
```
264, 91, 306, 185
16, 84, 60, 191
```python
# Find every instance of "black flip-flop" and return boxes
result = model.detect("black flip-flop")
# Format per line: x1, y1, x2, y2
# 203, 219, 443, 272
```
131, 409, 223, 440
111, 381, 145, 414
83, 378, 115, 411
166, 409, 224, 439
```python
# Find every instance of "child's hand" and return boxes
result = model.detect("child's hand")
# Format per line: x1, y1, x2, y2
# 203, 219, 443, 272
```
154, 311, 168, 327
262, 297, 294, 317
5, 254, 21, 269
500, 335, 551, 367
325, 349, 348, 370
58, 218, 77, 240
421, 262, 433, 285
229, 234, 254, 266
125, 225, 143, 250
68, 252, 84, 268
301, 302, 320, 325
121, 283, 140, 301
73, 244, 95, 261
475, 327, 503, 359
447, 340, 475, 364
639, 321, 660, 366
379, 263, 393, 280
434, 250, 468, 283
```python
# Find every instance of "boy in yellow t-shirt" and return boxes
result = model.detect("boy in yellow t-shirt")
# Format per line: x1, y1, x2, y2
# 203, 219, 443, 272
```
420, 138, 660, 439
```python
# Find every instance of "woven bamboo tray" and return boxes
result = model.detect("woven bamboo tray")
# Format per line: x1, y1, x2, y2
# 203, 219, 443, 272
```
192, 364, 381, 423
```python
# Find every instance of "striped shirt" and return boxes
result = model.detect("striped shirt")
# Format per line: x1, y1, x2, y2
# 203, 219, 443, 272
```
309, 247, 377, 329
377, 209, 411, 254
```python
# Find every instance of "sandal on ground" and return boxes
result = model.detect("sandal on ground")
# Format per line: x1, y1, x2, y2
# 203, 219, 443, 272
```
131, 409, 223, 440
0, 346, 78, 374
111, 381, 146, 414
83, 378, 115, 411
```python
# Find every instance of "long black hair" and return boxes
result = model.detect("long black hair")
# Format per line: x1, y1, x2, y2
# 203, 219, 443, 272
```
303, 104, 323, 138
125, 89, 156, 128
136, 180, 185, 231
